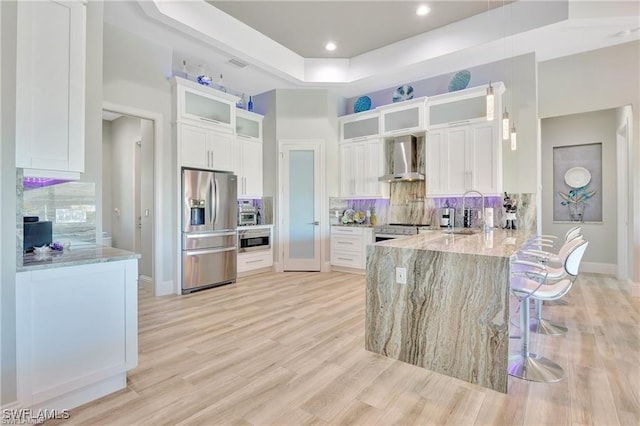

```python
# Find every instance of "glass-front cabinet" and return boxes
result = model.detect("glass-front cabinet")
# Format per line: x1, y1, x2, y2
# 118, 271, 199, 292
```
175, 77, 238, 133
340, 111, 380, 141
426, 83, 505, 129
236, 110, 263, 140
379, 97, 427, 136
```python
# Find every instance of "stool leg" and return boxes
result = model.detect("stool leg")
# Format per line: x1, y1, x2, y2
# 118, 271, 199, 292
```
508, 296, 565, 382
530, 299, 568, 336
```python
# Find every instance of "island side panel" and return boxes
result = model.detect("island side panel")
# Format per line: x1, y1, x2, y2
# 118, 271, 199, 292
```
365, 244, 510, 393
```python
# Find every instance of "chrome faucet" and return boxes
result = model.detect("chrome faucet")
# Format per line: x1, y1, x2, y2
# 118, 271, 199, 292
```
461, 190, 485, 230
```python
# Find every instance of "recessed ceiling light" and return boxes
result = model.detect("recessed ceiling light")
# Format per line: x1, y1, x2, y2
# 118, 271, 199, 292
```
325, 41, 337, 51
416, 5, 431, 16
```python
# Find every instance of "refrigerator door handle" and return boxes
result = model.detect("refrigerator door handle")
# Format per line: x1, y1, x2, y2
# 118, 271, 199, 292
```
185, 246, 236, 256
214, 177, 219, 225
185, 231, 237, 239
209, 176, 214, 224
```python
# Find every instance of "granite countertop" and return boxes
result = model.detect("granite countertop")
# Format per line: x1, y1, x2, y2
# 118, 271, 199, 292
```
19, 245, 141, 272
374, 228, 532, 258
332, 223, 376, 228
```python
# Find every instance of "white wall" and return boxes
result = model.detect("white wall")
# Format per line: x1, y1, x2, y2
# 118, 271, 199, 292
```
0, 0, 17, 406
539, 41, 640, 281
541, 109, 617, 267
109, 116, 140, 252
269, 89, 343, 267
103, 23, 174, 287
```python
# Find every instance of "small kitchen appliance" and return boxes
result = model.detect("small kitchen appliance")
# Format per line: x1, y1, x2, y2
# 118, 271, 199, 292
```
23, 217, 52, 252
238, 200, 258, 226
438, 208, 455, 228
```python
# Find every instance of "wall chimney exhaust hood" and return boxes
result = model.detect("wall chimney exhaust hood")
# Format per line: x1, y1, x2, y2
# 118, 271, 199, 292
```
378, 135, 424, 182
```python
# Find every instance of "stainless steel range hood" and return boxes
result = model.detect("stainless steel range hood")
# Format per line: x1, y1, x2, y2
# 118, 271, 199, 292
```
378, 135, 425, 182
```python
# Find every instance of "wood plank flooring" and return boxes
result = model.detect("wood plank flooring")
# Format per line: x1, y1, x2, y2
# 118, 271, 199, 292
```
48, 271, 639, 425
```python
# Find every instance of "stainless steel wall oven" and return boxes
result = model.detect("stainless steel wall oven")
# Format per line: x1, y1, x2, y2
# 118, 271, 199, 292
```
238, 228, 271, 253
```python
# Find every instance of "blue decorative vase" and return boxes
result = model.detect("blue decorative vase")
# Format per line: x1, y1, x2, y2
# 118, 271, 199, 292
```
393, 85, 414, 102
448, 70, 471, 92
353, 96, 372, 113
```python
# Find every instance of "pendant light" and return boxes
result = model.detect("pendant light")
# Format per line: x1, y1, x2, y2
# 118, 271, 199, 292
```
510, 123, 517, 150
502, 111, 510, 140
486, 81, 495, 121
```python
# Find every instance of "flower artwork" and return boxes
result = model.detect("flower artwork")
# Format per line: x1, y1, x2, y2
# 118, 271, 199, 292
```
558, 186, 596, 222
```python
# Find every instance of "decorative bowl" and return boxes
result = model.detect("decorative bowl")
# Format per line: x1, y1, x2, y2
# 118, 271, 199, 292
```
393, 85, 414, 102
353, 96, 372, 113
33, 245, 50, 255
196, 75, 212, 86
448, 70, 471, 92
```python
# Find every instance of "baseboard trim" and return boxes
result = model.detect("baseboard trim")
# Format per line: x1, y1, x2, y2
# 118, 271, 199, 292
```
581, 262, 616, 276
273, 261, 283, 273
1, 400, 21, 411
138, 275, 152, 286
154, 280, 174, 297
321, 261, 332, 272
631, 280, 640, 297
330, 265, 365, 275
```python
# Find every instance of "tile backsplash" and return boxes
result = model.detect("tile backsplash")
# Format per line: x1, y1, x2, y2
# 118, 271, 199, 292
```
20, 175, 97, 246
330, 184, 536, 231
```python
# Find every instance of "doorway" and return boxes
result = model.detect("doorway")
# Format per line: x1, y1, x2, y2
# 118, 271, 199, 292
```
279, 140, 325, 271
102, 114, 154, 284
101, 102, 166, 295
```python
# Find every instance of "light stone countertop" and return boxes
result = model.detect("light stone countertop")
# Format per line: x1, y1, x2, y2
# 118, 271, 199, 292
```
237, 224, 274, 230
19, 245, 140, 272
374, 228, 533, 258
332, 223, 376, 228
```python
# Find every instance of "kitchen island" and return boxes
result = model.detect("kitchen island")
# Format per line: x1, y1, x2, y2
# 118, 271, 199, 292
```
365, 228, 531, 393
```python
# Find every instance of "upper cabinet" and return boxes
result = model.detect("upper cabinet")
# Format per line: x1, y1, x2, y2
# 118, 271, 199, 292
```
340, 111, 380, 142
175, 77, 238, 134
236, 110, 263, 141
379, 97, 427, 137
235, 110, 264, 198
15, 0, 87, 178
426, 83, 505, 129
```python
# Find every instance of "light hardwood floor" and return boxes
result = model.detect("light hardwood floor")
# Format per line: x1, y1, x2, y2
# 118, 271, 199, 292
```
49, 271, 639, 425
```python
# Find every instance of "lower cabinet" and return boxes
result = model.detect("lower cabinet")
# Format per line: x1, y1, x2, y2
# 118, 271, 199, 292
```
330, 226, 374, 272
16, 259, 138, 410
238, 250, 273, 275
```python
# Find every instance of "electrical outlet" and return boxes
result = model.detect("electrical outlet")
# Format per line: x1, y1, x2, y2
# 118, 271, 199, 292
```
395, 267, 407, 284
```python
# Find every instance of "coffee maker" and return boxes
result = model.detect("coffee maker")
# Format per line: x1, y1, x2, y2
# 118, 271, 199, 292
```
438, 207, 455, 228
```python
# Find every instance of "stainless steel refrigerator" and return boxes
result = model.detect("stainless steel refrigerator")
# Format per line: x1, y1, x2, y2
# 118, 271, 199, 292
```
182, 168, 237, 293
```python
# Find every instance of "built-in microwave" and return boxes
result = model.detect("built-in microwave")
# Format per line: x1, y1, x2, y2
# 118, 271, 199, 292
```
238, 228, 270, 253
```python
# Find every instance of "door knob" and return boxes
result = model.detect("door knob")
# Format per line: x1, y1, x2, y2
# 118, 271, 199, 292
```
308, 221, 320, 225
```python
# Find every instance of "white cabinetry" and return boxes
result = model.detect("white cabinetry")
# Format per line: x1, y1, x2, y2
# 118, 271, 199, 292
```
179, 124, 235, 172
237, 226, 273, 275
339, 139, 388, 198
340, 111, 379, 142
236, 110, 264, 198
426, 83, 504, 197
330, 226, 374, 272
16, 0, 86, 178
16, 260, 138, 410
379, 98, 427, 137
426, 122, 501, 196
176, 79, 237, 132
